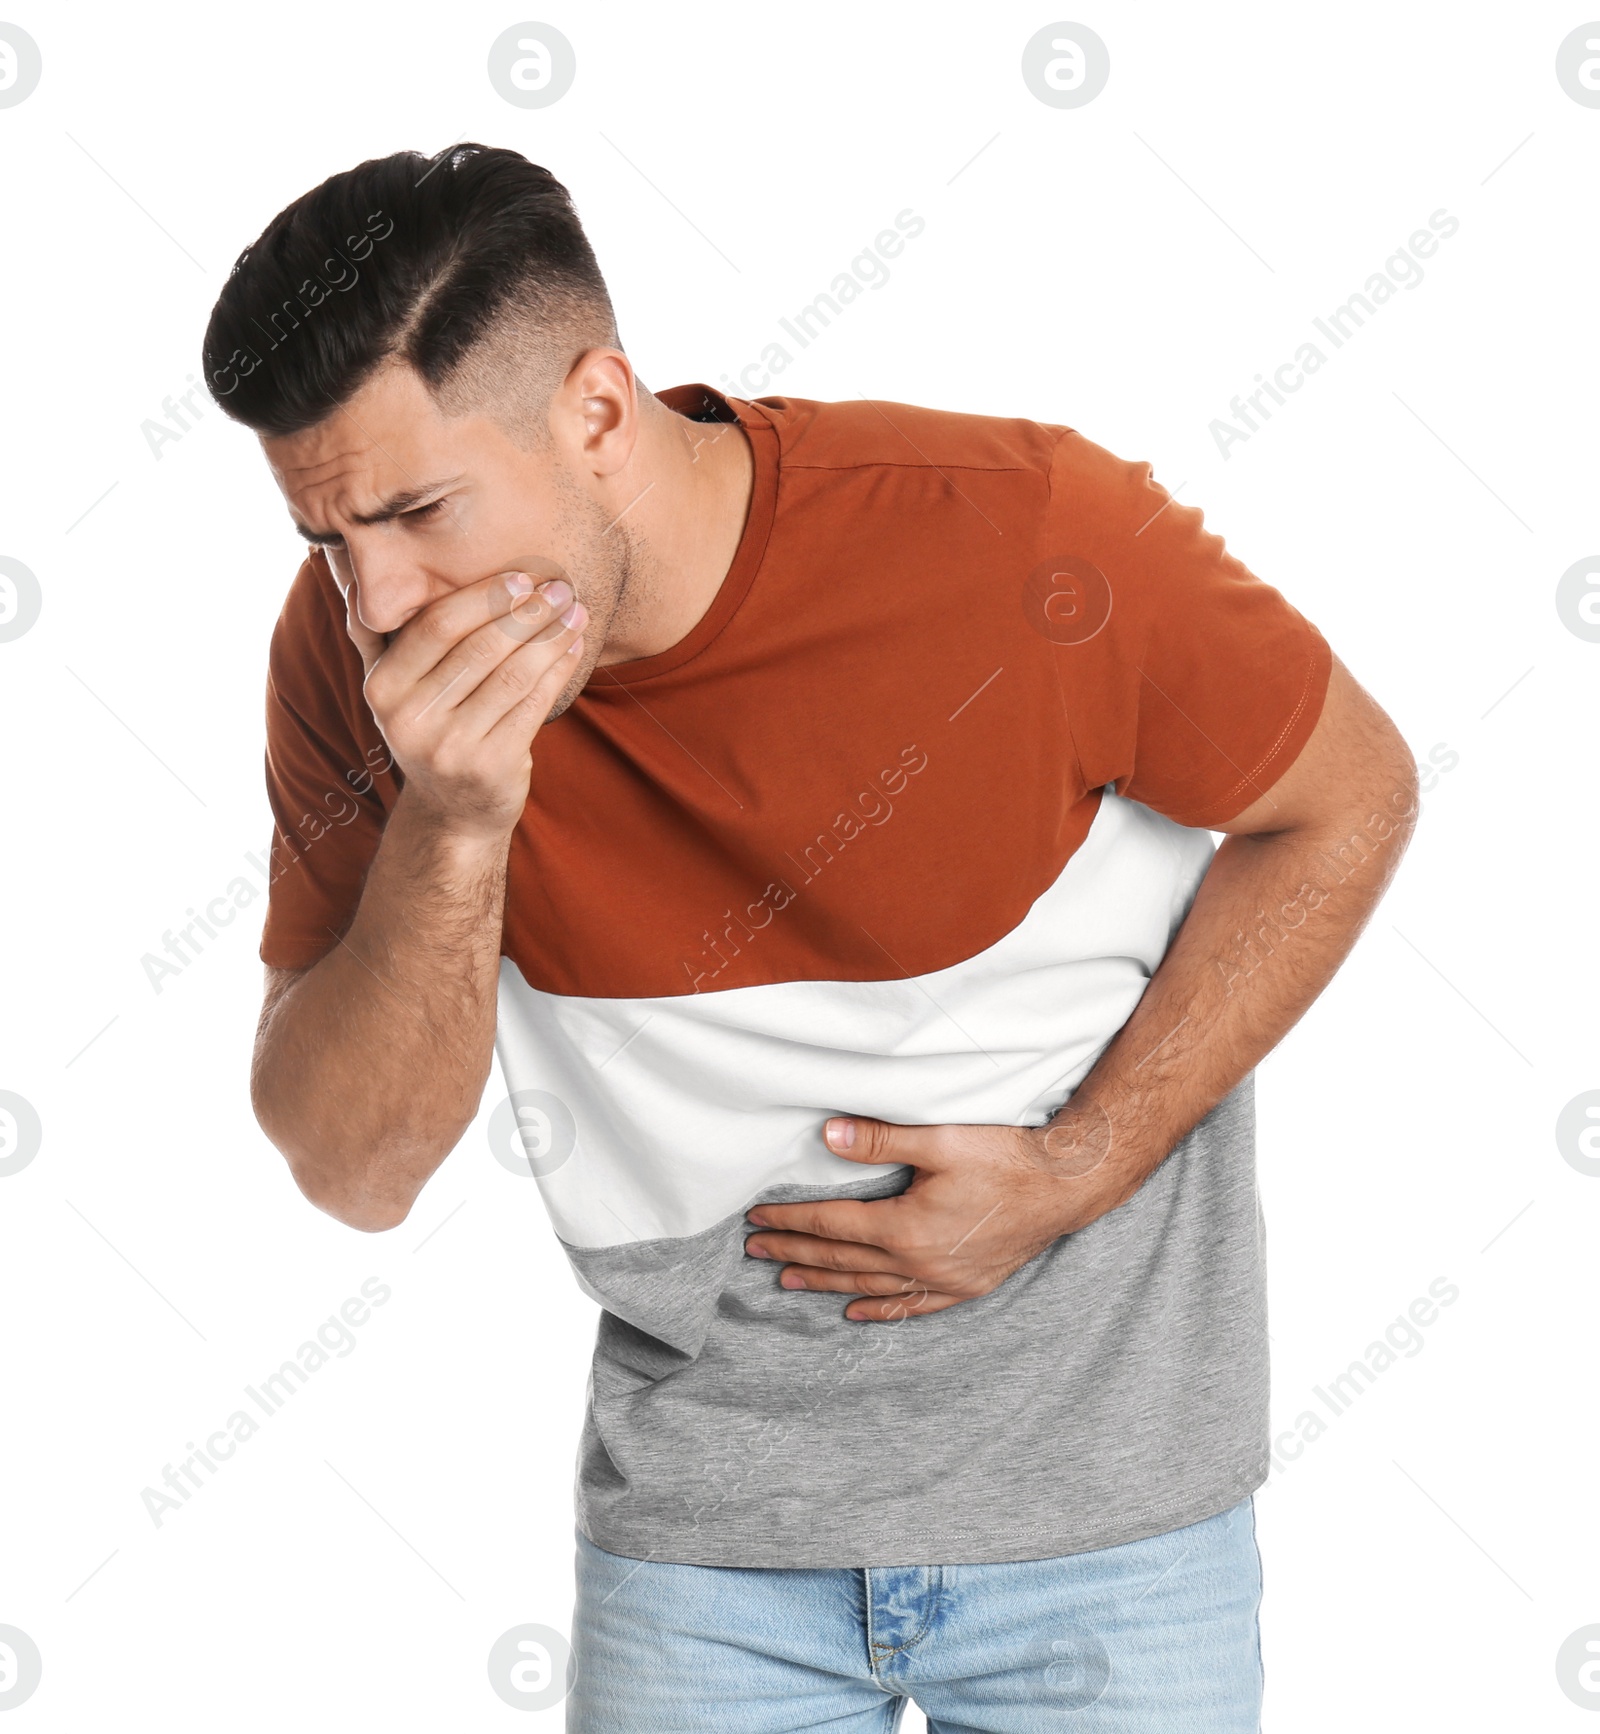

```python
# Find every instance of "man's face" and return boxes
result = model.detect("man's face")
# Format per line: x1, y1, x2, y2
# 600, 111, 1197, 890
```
260, 360, 629, 717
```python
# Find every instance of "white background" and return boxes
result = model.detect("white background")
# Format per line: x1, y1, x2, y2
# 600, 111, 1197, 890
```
1, 1, 1594, 1728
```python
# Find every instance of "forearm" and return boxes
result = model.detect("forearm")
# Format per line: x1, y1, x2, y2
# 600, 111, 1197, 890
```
1057, 791, 1417, 1204
252, 790, 511, 1229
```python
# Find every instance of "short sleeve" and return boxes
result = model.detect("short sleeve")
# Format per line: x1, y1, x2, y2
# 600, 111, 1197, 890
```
259, 550, 401, 968
1040, 429, 1332, 829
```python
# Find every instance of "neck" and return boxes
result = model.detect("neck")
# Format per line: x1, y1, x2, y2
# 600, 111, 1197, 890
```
595, 394, 754, 666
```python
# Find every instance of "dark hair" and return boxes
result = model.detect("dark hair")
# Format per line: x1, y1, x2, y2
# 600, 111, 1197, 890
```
201, 143, 617, 436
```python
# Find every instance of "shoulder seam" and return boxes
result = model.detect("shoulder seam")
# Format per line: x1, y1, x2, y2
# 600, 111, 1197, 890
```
779, 457, 1048, 475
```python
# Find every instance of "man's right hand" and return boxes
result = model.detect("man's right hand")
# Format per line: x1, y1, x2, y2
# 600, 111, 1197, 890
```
335, 558, 588, 842
255, 559, 588, 1231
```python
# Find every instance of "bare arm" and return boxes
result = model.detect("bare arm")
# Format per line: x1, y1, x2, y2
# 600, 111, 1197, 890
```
252, 801, 513, 1230
251, 565, 587, 1232
1054, 651, 1419, 1175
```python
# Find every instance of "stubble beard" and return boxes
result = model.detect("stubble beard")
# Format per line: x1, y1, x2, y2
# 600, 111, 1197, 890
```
541, 491, 640, 722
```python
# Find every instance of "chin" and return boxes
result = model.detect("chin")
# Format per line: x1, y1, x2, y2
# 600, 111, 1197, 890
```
543, 669, 589, 722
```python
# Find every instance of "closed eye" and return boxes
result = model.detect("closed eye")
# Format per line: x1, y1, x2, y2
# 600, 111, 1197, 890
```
406, 498, 449, 524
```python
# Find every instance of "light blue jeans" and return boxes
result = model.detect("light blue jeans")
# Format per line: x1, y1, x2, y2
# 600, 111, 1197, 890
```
568, 1498, 1263, 1730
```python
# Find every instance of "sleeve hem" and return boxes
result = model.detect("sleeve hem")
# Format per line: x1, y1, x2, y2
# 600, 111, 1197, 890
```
259, 934, 339, 971
1161, 629, 1334, 830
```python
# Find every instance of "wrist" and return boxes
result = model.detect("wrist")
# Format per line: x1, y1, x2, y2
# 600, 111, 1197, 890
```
391, 785, 519, 861
1028, 1099, 1131, 1234
1035, 1098, 1114, 1178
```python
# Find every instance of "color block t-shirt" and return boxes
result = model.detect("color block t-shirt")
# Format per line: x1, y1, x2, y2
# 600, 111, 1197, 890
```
259, 384, 1331, 1568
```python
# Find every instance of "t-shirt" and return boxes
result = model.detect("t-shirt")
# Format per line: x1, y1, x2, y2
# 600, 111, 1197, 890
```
259, 383, 1332, 1569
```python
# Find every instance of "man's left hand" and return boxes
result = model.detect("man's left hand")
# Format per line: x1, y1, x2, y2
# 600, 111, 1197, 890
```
743, 1106, 1132, 1322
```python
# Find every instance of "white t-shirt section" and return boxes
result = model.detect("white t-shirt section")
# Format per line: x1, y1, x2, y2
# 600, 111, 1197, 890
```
494, 791, 1215, 1249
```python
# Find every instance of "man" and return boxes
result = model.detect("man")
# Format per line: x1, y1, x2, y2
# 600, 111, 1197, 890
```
206, 142, 1417, 1730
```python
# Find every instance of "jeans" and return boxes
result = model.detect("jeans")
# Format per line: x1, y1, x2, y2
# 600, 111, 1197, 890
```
568, 1498, 1263, 1731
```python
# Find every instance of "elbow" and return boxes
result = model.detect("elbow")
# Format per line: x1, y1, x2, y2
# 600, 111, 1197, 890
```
294, 1157, 414, 1234
1382, 729, 1423, 849
283, 1142, 415, 1234
1338, 727, 1420, 894
320, 1193, 411, 1234
252, 1089, 414, 1234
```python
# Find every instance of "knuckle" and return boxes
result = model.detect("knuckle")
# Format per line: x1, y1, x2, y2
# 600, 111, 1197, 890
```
490, 656, 532, 700
508, 667, 559, 711
456, 633, 497, 673
413, 609, 456, 650
507, 694, 555, 736
860, 1121, 894, 1160
510, 640, 562, 688
362, 669, 390, 713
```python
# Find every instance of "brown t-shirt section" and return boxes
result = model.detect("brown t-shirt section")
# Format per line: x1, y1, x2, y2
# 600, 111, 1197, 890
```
258, 385, 1331, 990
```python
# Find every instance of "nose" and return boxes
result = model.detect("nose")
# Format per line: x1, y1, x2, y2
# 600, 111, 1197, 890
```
343, 538, 433, 637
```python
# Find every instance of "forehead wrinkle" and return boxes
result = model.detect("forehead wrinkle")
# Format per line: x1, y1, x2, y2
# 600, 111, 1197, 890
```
325, 401, 428, 503
275, 429, 386, 490
269, 369, 475, 542
319, 395, 481, 542
272, 412, 403, 502
287, 465, 468, 544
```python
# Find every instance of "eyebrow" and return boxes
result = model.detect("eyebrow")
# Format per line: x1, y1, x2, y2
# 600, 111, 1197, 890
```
292, 477, 464, 545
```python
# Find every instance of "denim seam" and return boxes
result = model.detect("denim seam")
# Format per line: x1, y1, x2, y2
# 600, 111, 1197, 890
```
1249, 1495, 1266, 1721
865, 1567, 943, 1661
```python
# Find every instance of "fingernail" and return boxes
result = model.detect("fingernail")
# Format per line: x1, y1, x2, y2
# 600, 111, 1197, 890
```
504, 572, 534, 598
825, 1117, 855, 1151
780, 1270, 807, 1289
560, 601, 587, 629
539, 579, 573, 609
745, 1240, 771, 1259
746, 1211, 767, 1227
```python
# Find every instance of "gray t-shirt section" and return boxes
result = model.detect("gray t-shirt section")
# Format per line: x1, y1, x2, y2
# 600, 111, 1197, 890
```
560, 1074, 1268, 1568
